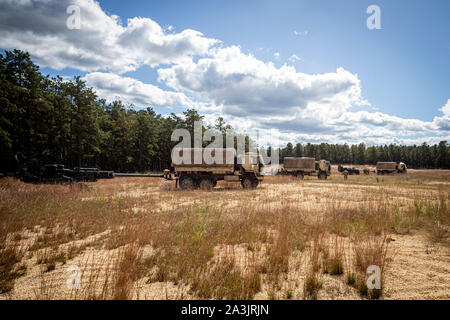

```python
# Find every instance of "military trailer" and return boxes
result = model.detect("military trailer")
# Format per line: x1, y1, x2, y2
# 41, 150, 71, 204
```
166, 148, 264, 189
376, 162, 407, 175
281, 157, 331, 180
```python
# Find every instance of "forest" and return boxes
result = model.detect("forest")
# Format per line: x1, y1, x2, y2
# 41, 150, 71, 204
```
1, 50, 449, 173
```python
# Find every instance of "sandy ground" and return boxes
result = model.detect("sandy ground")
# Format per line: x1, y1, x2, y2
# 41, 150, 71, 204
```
1, 170, 449, 300
4, 230, 448, 300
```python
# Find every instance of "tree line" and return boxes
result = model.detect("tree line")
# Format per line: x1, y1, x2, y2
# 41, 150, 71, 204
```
0, 50, 211, 172
277, 141, 449, 169
1, 50, 449, 173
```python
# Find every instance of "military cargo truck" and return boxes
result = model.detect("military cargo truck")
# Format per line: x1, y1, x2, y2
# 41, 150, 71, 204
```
376, 162, 407, 175
166, 148, 264, 189
281, 157, 331, 180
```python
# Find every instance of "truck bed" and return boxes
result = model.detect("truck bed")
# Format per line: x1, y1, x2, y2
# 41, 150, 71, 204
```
376, 162, 397, 170
283, 157, 315, 171
172, 148, 236, 173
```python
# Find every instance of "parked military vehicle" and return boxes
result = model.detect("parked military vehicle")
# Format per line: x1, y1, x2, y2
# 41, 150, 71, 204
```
16, 162, 159, 184
280, 157, 331, 180
337, 165, 360, 175
14, 151, 166, 184
376, 162, 407, 175
166, 148, 264, 189
17, 163, 100, 183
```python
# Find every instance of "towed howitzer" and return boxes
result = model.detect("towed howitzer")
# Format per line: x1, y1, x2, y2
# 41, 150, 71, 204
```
16, 163, 162, 184
15, 154, 161, 184
16, 162, 106, 183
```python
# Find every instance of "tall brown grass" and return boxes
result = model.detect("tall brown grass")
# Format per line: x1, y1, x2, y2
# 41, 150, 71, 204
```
0, 172, 448, 299
0, 245, 21, 293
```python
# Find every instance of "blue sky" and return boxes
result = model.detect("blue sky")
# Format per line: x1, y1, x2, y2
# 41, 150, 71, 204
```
1, 0, 449, 145
95, 0, 450, 121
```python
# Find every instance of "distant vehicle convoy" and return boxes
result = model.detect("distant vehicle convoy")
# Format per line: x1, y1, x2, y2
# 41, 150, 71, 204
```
165, 148, 264, 189
280, 157, 331, 180
376, 162, 407, 175
338, 163, 407, 176
14, 151, 409, 189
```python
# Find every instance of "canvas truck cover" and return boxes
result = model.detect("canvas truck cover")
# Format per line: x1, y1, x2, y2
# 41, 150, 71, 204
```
284, 157, 315, 170
172, 148, 236, 169
376, 162, 397, 170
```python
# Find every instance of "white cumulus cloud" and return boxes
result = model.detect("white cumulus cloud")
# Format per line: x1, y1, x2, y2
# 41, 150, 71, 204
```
288, 54, 302, 63
294, 30, 308, 36
439, 99, 450, 116
157, 45, 448, 145
1, 0, 448, 145
0, 0, 218, 73
83, 72, 194, 108
432, 99, 450, 131
158, 46, 366, 118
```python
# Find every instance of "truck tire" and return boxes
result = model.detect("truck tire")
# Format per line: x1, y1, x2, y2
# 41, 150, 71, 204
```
318, 172, 327, 180
199, 177, 214, 190
179, 175, 195, 190
296, 172, 304, 180
241, 175, 257, 189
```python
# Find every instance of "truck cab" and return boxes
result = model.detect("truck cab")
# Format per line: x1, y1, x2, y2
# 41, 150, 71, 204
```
315, 160, 331, 180
397, 162, 407, 173
237, 153, 264, 174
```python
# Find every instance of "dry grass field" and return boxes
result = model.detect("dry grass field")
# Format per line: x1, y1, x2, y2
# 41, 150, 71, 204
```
1, 167, 449, 300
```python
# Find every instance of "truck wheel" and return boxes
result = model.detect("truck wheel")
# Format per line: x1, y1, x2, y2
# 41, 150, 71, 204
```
296, 172, 304, 180
318, 172, 327, 180
241, 176, 256, 189
199, 177, 214, 190
179, 175, 195, 190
